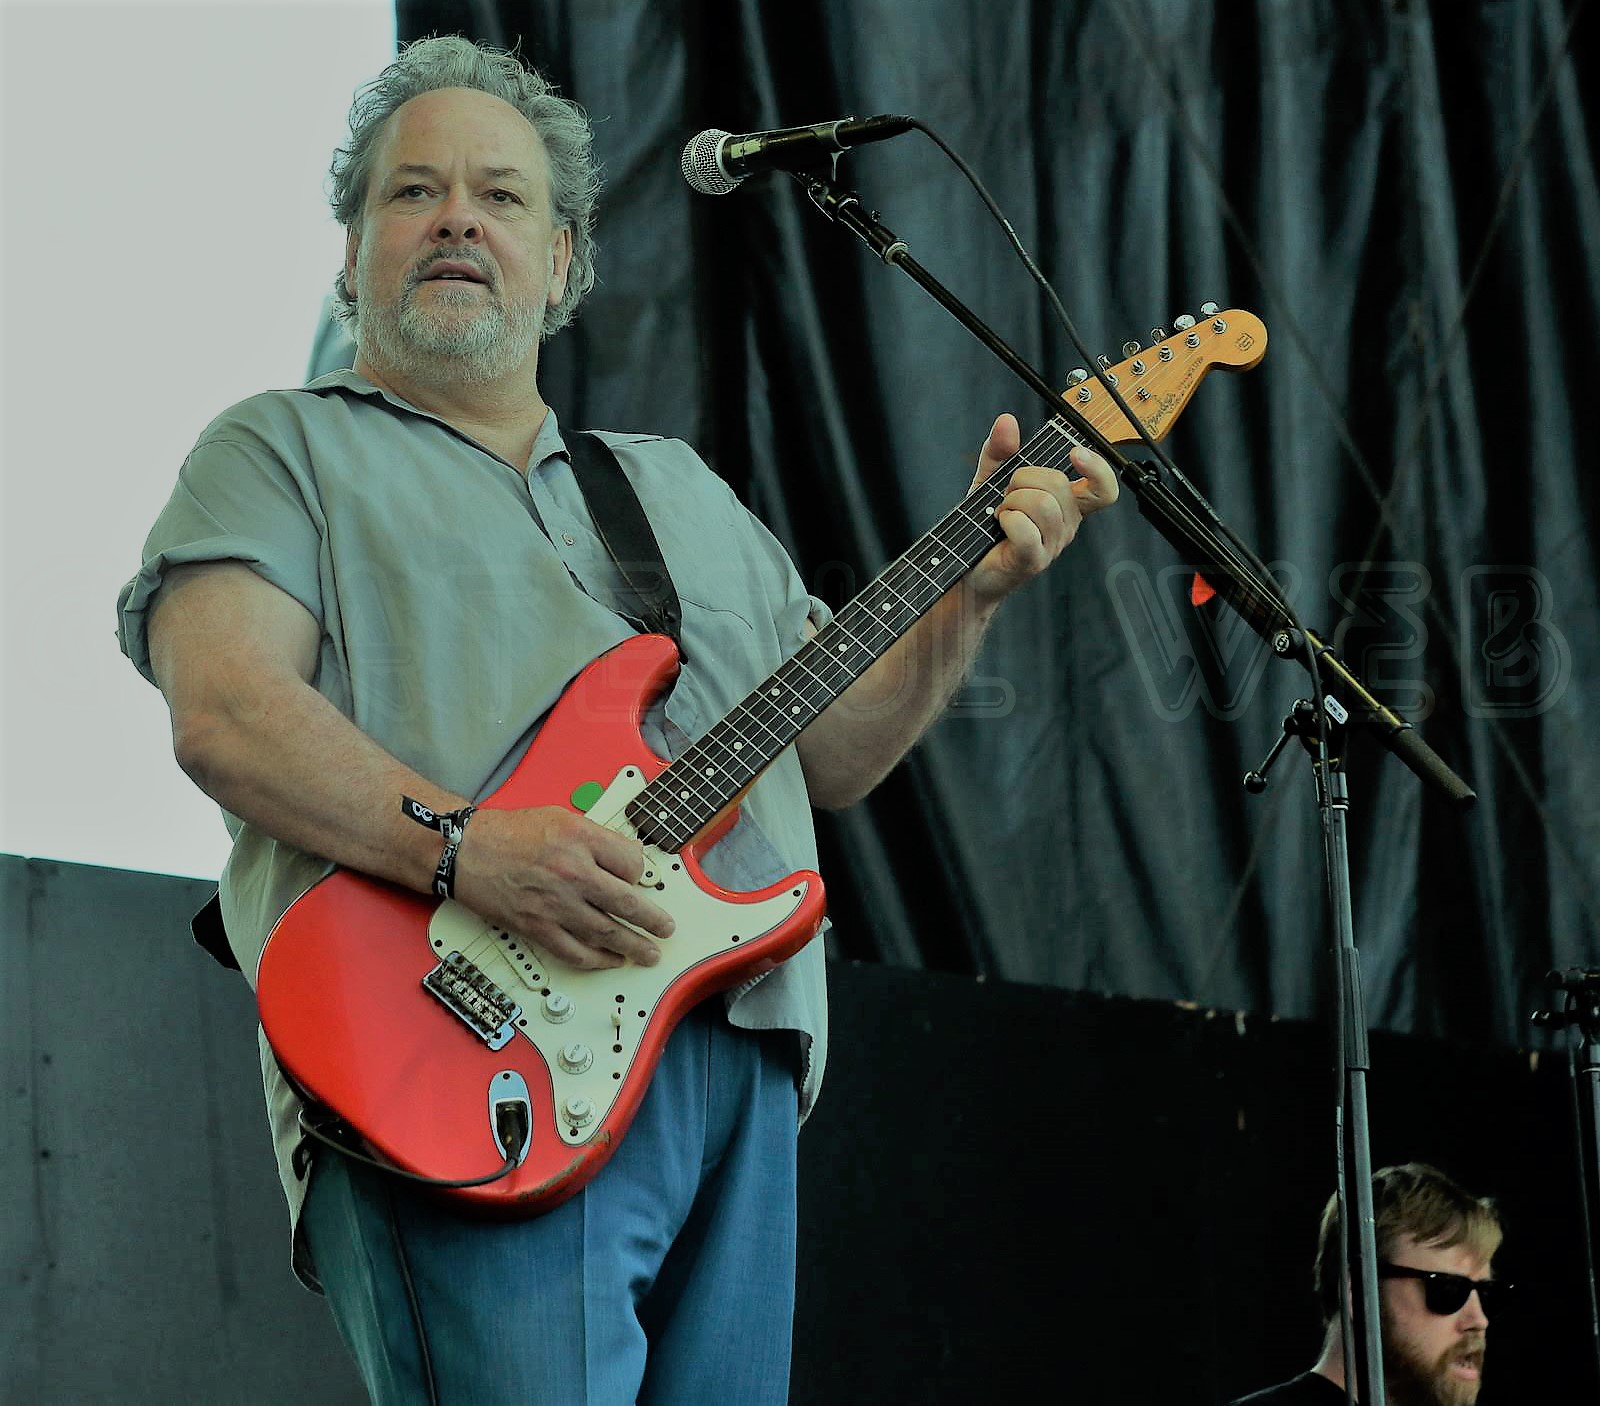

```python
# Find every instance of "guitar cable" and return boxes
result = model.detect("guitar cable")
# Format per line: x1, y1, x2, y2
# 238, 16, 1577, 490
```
296, 1097, 529, 1190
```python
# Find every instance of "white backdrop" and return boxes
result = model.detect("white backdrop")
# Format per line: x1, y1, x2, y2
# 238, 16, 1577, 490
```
2, 0, 395, 878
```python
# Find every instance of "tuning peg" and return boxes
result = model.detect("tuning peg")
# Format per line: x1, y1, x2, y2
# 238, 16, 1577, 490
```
1199, 300, 1220, 316
1066, 368, 1089, 385
1172, 313, 1196, 331
1096, 353, 1111, 370
1149, 327, 1167, 343
1121, 340, 1141, 356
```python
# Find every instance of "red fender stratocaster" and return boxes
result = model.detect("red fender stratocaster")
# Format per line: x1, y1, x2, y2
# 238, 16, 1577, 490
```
256, 310, 1268, 1214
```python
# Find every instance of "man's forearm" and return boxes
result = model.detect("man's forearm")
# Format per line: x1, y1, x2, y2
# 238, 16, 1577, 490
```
151, 559, 675, 968
797, 579, 998, 809
172, 671, 467, 894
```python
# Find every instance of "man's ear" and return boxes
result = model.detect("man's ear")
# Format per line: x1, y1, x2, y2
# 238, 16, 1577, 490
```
547, 226, 574, 306
343, 226, 361, 303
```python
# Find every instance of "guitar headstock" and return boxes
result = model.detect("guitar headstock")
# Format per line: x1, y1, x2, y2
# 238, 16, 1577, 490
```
1067, 306, 1267, 444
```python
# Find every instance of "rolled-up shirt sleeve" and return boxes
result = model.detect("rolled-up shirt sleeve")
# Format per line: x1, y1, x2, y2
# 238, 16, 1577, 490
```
117, 429, 326, 685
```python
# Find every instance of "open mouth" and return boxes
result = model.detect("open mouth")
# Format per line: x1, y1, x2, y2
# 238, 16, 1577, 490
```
418, 260, 490, 287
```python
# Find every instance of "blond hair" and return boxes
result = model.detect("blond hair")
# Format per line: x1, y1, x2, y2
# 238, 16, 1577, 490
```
1313, 1162, 1502, 1319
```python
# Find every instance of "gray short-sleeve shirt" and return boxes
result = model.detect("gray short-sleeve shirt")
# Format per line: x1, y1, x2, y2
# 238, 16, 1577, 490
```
118, 370, 831, 1286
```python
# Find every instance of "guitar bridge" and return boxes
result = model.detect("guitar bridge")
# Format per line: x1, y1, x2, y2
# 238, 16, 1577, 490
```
422, 951, 521, 1051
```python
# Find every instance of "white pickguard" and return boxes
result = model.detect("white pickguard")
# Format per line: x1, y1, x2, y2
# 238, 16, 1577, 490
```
426, 766, 808, 1144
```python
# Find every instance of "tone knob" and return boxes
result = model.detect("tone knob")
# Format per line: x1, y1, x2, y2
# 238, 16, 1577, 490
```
563, 1095, 596, 1126
542, 991, 575, 1023
558, 1042, 594, 1074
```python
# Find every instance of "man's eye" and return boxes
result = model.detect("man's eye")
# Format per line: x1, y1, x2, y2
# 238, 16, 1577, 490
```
397, 185, 429, 199
489, 190, 519, 204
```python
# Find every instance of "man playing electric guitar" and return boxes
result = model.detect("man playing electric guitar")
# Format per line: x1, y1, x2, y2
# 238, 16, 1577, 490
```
117, 35, 1117, 1405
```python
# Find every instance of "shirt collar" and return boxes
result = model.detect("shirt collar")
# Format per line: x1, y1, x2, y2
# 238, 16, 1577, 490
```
306, 367, 568, 475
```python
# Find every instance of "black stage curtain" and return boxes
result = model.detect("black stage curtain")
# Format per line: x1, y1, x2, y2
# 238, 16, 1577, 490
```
392, 0, 1600, 1050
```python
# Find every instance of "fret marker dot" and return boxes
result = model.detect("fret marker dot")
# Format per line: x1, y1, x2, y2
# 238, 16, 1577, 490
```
930, 557, 941, 566
733, 741, 743, 750
705, 767, 716, 776
769, 687, 780, 696
791, 705, 801, 715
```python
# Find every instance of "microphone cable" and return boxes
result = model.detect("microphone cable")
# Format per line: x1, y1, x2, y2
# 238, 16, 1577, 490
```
897, 118, 1371, 1385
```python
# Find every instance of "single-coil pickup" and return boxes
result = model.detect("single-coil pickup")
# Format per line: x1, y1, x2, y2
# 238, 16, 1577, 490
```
422, 951, 522, 1051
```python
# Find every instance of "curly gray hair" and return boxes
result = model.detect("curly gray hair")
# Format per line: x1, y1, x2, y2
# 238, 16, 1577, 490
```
328, 35, 600, 339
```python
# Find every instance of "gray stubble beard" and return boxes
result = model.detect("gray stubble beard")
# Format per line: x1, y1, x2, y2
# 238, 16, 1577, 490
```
357, 275, 544, 387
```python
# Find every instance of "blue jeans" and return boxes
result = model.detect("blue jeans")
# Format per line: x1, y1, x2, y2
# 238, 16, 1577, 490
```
300, 1003, 800, 1405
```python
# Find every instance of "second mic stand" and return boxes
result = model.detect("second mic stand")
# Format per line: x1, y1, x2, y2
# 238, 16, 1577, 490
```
1532, 980, 1600, 1387
1246, 700, 1383, 1397
790, 168, 1475, 1405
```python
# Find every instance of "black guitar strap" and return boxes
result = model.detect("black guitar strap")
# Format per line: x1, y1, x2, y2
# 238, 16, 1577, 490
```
564, 429, 685, 661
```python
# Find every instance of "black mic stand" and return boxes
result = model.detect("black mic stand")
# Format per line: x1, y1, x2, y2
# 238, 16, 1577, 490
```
789, 168, 1480, 1406
1532, 977, 1600, 1386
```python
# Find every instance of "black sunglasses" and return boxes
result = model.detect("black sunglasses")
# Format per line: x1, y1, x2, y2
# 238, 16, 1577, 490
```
1378, 1263, 1508, 1315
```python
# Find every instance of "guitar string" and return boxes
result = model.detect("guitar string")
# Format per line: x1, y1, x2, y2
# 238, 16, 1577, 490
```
411, 386, 1109, 1109
628, 315, 1214, 848
427, 362, 1166, 1051
628, 407, 1103, 849
633, 404, 1116, 844
633, 426, 1084, 838
439, 388, 1111, 996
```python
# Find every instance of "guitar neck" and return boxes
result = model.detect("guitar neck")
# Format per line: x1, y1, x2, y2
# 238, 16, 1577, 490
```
626, 413, 1086, 851
624, 306, 1268, 851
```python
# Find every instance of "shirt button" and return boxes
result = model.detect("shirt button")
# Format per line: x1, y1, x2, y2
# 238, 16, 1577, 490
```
561, 533, 576, 545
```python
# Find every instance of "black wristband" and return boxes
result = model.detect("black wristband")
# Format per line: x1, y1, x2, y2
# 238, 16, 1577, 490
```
401, 797, 477, 900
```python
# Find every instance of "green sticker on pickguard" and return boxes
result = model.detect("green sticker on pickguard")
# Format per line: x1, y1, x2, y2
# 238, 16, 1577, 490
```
570, 780, 606, 812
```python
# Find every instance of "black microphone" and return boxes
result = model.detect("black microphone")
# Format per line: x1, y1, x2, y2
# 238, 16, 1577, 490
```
680, 114, 914, 195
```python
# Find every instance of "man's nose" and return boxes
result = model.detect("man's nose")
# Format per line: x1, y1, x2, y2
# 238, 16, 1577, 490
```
1459, 1288, 1489, 1329
432, 188, 482, 242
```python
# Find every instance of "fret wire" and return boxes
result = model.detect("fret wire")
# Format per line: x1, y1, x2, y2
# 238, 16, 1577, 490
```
636, 407, 1104, 846
780, 643, 857, 697
638, 696, 794, 829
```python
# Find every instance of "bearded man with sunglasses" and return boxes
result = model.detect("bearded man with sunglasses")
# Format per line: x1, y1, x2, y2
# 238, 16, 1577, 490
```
1229, 1162, 1504, 1405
